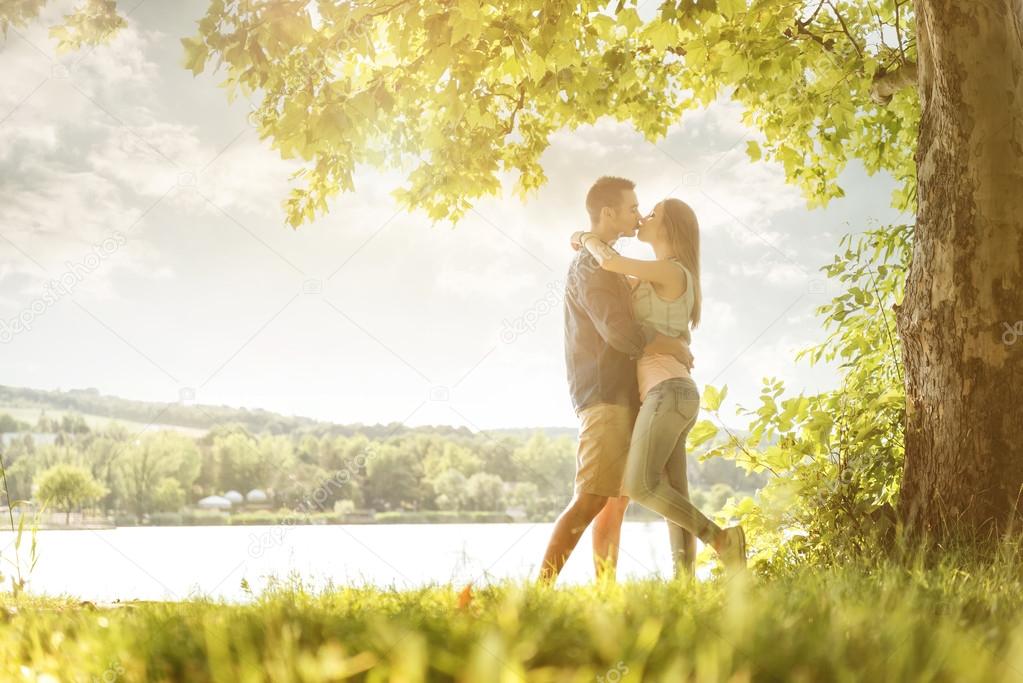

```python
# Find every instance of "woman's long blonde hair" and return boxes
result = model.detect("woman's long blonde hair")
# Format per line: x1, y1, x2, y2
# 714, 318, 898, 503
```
662, 198, 702, 328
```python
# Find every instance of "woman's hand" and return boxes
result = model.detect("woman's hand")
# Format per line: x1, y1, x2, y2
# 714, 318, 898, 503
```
570, 231, 589, 251
575, 232, 623, 268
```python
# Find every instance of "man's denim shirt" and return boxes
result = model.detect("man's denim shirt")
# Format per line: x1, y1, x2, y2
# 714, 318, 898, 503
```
564, 250, 655, 414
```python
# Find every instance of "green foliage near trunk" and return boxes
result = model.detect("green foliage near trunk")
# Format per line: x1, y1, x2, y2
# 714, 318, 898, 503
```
691, 224, 910, 569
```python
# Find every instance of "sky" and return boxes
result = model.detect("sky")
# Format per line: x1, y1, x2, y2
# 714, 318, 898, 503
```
0, 0, 910, 432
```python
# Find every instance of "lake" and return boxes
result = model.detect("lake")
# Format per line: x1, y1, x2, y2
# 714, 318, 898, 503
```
0, 521, 709, 602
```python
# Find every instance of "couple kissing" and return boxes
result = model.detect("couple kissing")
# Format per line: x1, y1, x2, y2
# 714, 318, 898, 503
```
539, 175, 747, 584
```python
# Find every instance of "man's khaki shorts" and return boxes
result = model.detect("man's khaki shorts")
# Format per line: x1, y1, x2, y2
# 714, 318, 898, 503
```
574, 402, 638, 498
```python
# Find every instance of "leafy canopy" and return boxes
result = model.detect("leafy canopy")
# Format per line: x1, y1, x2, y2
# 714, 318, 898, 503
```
176, 0, 917, 226
4, 1, 917, 225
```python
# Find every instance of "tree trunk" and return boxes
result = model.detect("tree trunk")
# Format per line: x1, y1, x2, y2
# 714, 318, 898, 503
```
897, 0, 1023, 541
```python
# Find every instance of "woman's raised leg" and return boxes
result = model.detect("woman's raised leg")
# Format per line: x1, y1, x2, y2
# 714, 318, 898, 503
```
623, 378, 723, 546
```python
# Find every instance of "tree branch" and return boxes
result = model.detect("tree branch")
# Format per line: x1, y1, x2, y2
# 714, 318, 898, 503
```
502, 87, 527, 136
894, 0, 907, 61
787, 22, 835, 50
826, 1, 862, 57
870, 61, 918, 105
799, 0, 828, 28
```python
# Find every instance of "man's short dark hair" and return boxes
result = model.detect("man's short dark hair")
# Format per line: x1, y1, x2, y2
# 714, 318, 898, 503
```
585, 176, 635, 225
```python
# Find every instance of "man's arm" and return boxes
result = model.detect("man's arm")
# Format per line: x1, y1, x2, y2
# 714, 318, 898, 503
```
578, 268, 652, 359
578, 267, 694, 368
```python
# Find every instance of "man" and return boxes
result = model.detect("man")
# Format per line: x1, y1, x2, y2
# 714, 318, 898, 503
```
538, 176, 693, 584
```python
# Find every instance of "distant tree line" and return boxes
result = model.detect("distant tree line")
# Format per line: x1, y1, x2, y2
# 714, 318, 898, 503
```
0, 408, 765, 524
0, 384, 537, 439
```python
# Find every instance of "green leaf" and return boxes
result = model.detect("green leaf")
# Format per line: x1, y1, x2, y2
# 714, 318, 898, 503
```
181, 37, 208, 76
644, 22, 677, 52
702, 384, 728, 412
718, 0, 746, 20
617, 8, 642, 32
746, 140, 762, 161
593, 14, 616, 40
526, 51, 547, 83
687, 420, 719, 450
721, 51, 749, 80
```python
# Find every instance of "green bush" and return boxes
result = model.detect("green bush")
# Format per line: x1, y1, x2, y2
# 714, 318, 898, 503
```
228, 511, 296, 526
180, 510, 229, 526
113, 513, 138, 527
147, 512, 183, 526
693, 227, 910, 571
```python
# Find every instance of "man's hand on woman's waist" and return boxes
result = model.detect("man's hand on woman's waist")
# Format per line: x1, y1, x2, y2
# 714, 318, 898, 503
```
643, 334, 695, 371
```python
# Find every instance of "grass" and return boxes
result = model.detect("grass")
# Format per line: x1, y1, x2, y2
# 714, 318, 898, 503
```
4, 556, 1023, 682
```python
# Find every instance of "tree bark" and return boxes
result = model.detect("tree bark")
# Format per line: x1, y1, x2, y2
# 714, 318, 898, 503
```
897, 0, 1023, 541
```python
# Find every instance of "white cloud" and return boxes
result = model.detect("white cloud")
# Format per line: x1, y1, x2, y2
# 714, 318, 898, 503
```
68, 24, 162, 91
729, 257, 810, 287
0, 122, 59, 161
701, 295, 738, 330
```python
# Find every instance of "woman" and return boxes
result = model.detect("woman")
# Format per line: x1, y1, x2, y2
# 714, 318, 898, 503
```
571, 198, 747, 575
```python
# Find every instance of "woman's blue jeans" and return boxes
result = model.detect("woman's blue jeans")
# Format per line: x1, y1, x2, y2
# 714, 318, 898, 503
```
623, 376, 722, 577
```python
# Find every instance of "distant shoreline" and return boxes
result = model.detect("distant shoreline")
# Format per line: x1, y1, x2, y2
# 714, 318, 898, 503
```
2, 507, 665, 531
